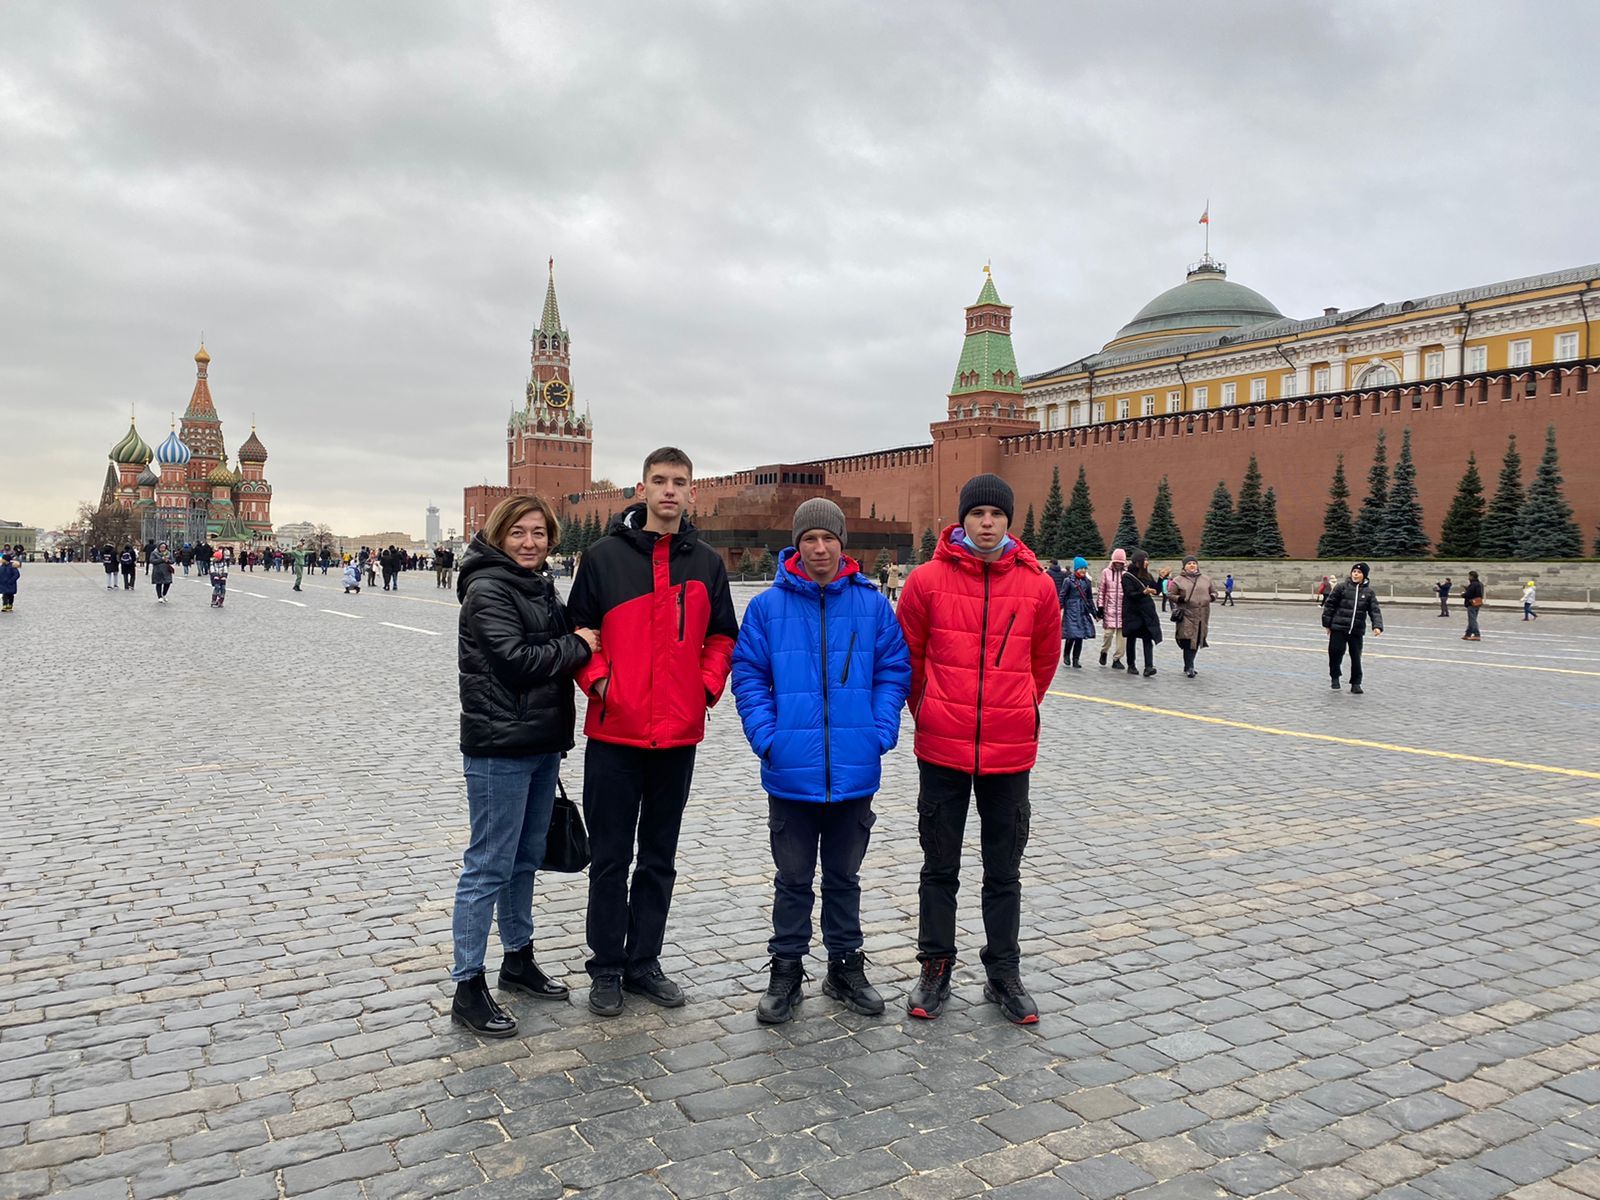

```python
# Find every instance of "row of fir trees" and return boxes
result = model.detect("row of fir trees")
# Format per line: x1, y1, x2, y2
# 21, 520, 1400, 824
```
1011, 466, 1192, 563
1318, 424, 1588, 559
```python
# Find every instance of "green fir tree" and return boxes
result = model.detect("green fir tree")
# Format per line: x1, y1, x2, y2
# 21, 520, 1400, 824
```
1199, 481, 1237, 558
1233, 454, 1266, 556
1142, 476, 1185, 556
1113, 497, 1141, 553
1020, 505, 1037, 552
919, 527, 937, 564
1480, 433, 1524, 558
1436, 453, 1485, 559
1317, 455, 1357, 559
1038, 466, 1066, 559
1059, 466, 1105, 557
1254, 487, 1287, 557
1352, 430, 1388, 551
1376, 428, 1429, 557
1514, 425, 1583, 559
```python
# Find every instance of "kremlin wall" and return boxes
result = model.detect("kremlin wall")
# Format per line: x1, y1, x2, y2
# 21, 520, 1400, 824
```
469, 259, 1600, 566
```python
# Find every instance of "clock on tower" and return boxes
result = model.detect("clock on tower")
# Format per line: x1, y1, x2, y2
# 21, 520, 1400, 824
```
543, 379, 571, 409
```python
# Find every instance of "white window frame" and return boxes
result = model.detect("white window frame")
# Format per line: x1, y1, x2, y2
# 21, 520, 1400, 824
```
1194, 386, 1209, 409
1509, 339, 1532, 368
1312, 367, 1330, 392
1115, 398, 1129, 420
1555, 331, 1579, 361
1167, 389, 1182, 413
1250, 378, 1267, 403
1281, 374, 1297, 398
1466, 345, 1487, 373
1092, 401, 1106, 423
1423, 350, 1444, 378
1221, 382, 1237, 406
1141, 394, 1155, 417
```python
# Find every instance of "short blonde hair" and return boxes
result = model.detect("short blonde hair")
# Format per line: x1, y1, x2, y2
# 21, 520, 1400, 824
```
483, 494, 561, 554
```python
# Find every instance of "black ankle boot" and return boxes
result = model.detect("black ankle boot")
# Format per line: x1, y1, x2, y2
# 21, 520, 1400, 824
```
451, 972, 517, 1038
499, 945, 568, 1000
907, 958, 953, 1019
757, 956, 804, 1024
823, 951, 884, 1016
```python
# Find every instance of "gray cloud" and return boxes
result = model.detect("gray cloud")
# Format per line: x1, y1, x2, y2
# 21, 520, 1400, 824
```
4, 0, 1597, 535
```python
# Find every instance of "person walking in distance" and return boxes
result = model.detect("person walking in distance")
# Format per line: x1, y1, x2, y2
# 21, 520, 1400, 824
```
1222, 573, 1235, 606
101, 544, 118, 589
1058, 557, 1096, 668
731, 499, 911, 1024
1322, 561, 1383, 694
1097, 548, 1127, 668
566, 447, 739, 1017
289, 545, 305, 591
1119, 550, 1167, 678
449, 495, 599, 1038
208, 550, 228, 608
1521, 579, 1538, 621
1436, 577, 1451, 617
1462, 570, 1484, 640
1169, 555, 1217, 678
0, 553, 19, 613
897, 474, 1061, 1025
150, 542, 175, 604
119, 544, 137, 590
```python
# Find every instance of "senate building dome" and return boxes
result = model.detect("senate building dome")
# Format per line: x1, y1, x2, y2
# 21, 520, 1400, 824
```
1105, 256, 1282, 351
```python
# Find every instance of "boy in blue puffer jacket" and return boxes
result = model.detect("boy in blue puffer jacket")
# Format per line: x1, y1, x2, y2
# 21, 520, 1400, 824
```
732, 499, 911, 1024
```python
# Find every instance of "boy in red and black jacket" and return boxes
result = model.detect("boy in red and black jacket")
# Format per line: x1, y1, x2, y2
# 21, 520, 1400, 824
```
566, 447, 738, 1016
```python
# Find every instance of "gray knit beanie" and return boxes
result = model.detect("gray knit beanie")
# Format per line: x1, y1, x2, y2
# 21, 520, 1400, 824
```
792, 497, 848, 548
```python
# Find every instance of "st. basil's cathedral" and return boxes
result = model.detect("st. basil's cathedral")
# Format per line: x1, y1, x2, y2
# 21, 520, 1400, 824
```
102, 344, 273, 546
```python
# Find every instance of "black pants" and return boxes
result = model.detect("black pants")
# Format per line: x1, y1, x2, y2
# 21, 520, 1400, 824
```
1062, 638, 1082, 666
768, 796, 874, 959
1, 593, 13, 607
1329, 629, 1364, 686
583, 740, 697, 979
155, 581, 171, 599
916, 761, 1030, 976
121, 567, 135, 589
1178, 638, 1198, 672
1126, 634, 1153, 670
1221, 593, 1233, 606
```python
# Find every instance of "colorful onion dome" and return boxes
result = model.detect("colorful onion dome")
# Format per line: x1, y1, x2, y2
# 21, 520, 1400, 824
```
195, 343, 211, 365
155, 427, 192, 466
229, 462, 243, 484
109, 420, 154, 464
237, 426, 268, 462
206, 462, 234, 486
136, 465, 159, 488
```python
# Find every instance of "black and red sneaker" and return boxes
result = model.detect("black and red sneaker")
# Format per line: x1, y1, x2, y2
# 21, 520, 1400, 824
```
907, 958, 952, 1020
984, 975, 1038, 1025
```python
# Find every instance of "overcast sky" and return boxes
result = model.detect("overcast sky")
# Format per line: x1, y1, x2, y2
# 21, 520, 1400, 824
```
5, 1, 1598, 536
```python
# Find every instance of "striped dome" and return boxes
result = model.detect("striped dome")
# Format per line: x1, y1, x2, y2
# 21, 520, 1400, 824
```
109, 421, 153, 465
136, 465, 159, 488
155, 428, 192, 466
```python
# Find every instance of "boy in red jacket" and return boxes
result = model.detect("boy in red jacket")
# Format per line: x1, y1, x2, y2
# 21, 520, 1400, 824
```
896, 474, 1061, 1024
566, 447, 738, 1016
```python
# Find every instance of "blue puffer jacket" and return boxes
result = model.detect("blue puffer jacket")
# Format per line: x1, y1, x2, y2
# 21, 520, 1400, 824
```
732, 550, 912, 803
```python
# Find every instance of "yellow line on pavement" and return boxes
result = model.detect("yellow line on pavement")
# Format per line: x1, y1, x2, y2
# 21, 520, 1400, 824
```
1044, 690, 1600, 780
1215, 639, 1600, 678
1577, 818, 1600, 828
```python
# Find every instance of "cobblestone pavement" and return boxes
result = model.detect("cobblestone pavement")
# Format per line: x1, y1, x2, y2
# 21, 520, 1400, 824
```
6, 563, 1600, 1200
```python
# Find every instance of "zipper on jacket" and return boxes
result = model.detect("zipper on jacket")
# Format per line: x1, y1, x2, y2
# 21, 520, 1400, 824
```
677, 581, 687, 641
974, 565, 992, 773
840, 630, 857, 685
820, 590, 832, 802
994, 613, 1016, 667
1349, 584, 1359, 634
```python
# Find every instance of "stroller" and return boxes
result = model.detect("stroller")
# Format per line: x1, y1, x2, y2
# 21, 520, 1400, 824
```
210, 553, 229, 608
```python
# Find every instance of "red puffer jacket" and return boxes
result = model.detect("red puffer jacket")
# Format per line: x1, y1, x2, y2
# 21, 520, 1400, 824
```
897, 528, 1062, 775
567, 505, 738, 749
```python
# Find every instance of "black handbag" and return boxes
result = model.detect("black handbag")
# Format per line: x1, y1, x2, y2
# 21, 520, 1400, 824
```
541, 780, 591, 873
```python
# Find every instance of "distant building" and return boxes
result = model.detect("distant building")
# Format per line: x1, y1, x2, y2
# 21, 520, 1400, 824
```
0, 521, 39, 554
425, 504, 441, 546
276, 520, 316, 544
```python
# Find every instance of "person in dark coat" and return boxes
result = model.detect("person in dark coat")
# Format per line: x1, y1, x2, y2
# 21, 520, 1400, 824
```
450, 495, 598, 1038
119, 544, 137, 590
1119, 550, 1166, 678
1058, 556, 1097, 668
1321, 561, 1384, 693
1461, 570, 1484, 640
1436, 577, 1452, 617
101, 543, 118, 589
1169, 556, 1217, 678
150, 542, 175, 603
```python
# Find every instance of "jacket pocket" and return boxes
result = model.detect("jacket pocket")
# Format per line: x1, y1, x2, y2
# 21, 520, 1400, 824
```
995, 613, 1017, 666
840, 631, 858, 685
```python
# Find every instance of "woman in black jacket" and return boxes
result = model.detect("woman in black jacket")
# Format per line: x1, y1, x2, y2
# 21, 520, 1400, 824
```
450, 495, 597, 1037
1461, 570, 1484, 641
1119, 550, 1167, 677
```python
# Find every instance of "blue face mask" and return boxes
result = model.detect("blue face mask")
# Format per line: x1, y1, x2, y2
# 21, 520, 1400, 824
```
952, 528, 1015, 557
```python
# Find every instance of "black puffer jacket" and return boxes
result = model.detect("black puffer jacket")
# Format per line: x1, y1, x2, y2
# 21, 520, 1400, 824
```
1321, 577, 1384, 636
457, 533, 591, 757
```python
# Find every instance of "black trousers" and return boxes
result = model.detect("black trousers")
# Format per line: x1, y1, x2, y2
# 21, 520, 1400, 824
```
1329, 629, 1364, 686
1062, 638, 1082, 666
916, 761, 1030, 976
583, 739, 697, 979
1177, 637, 1198, 672
768, 796, 874, 959
1126, 634, 1154, 670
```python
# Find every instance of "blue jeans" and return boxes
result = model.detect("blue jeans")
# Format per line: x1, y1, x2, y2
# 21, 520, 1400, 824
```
451, 753, 560, 982
768, 796, 875, 959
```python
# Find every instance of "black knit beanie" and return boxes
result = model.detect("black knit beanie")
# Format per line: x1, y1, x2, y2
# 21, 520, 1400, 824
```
1352, 561, 1371, 578
958, 474, 1015, 525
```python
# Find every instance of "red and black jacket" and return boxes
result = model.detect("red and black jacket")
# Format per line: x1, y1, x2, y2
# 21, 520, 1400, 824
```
567, 504, 739, 749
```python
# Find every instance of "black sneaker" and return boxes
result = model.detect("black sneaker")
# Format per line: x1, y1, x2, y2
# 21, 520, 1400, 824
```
624, 965, 686, 1008
1099, 651, 1107, 666
1111, 658, 1124, 670
1142, 666, 1156, 677
823, 951, 884, 1016
983, 976, 1039, 1025
588, 973, 624, 1017
451, 972, 517, 1038
907, 958, 952, 1020
1331, 679, 1340, 690
756, 956, 804, 1025
1126, 663, 1138, 675
499, 945, 568, 1001
1350, 684, 1363, 695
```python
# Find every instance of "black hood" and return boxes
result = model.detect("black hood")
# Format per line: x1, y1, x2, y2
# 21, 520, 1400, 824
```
456, 532, 555, 603
604, 502, 702, 556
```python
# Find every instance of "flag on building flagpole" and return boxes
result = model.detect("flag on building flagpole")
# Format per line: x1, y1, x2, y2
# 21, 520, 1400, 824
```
1198, 204, 1209, 225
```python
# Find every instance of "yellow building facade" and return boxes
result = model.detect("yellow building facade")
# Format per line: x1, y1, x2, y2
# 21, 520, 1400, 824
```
1023, 258, 1600, 427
